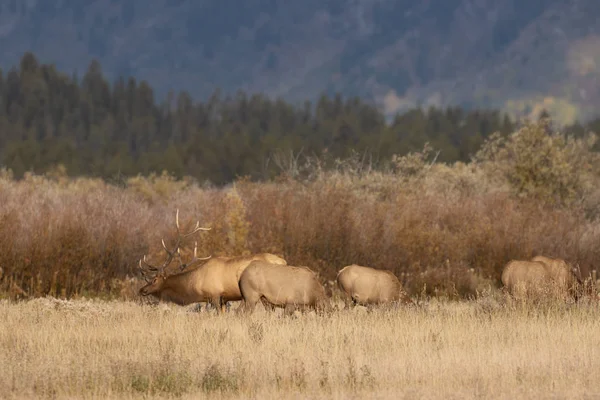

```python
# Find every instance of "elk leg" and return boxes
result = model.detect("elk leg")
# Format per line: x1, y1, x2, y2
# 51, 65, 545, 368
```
215, 296, 226, 314
284, 304, 296, 316
239, 292, 260, 314
221, 300, 232, 313
233, 299, 248, 315
314, 304, 324, 316
241, 300, 256, 314
207, 296, 223, 313
341, 296, 351, 310
260, 296, 276, 312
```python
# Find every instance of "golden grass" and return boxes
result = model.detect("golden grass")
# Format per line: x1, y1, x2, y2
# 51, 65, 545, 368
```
2, 296, 600, 399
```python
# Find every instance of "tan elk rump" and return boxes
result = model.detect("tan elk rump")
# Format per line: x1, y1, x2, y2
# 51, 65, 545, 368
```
238, 261, 329, 314
501, 255, 582, 300
336, 264, 412, 307
138, 210, 287, 312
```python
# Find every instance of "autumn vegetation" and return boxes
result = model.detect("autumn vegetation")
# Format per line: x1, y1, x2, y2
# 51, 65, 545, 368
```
2, 297, 600, 399
2, 53, 600, 399
2, 52, 600, 184
0, 118, 599, 301
0, 54, 599, 302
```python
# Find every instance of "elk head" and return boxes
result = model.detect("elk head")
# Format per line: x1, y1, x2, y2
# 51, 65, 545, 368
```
138, 209, 211, 297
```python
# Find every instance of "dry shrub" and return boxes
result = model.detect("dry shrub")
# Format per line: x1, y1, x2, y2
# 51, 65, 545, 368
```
247, 180, 599, 297
475, 118, 600, 208
1, 121, 599, 299
0, 176, 148, 298
404, 262, 493, 300
126, 170, 197, 204
222, 185, 250, 254
1, 170, 599, 299
0, 172, 219, 298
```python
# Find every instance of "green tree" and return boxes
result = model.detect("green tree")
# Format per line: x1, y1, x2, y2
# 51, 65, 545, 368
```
475, 119, 599, 206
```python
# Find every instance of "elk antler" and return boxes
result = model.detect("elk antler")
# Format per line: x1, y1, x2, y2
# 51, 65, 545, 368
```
138, 257, 154, 282
175, 209, 211, 236
177, 241, 212, 272
169, 209, 211, 271
138, 209, 211, 279
137, 253, 169, 281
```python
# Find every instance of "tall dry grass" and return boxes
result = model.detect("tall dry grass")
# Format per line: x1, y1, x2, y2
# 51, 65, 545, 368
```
1, 297, 600, 399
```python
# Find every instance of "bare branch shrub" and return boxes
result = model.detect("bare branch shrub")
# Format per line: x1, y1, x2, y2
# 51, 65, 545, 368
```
1, 121, 599, 300
474, 119, 600, 208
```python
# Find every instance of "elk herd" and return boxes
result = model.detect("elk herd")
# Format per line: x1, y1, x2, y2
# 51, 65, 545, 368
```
137, 210, 596, 314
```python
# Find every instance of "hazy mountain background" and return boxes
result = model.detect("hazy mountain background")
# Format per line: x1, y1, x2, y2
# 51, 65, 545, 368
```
0, 0, 599, 124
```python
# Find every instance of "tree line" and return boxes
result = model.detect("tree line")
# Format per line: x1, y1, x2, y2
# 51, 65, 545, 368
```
0, 52, 598, 185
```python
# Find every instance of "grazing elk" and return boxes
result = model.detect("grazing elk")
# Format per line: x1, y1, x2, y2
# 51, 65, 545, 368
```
138, 209, 212, 303
532, 255, 583, 300
501, 255, 582, 300
181, 252, 287, 312
336, 264, 413, 308
138, 210, 288, 312
238, 261, 330, 315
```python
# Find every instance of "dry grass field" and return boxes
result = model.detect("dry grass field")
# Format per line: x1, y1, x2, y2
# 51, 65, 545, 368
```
1, 120, 600, 399
2, 295, 600, 399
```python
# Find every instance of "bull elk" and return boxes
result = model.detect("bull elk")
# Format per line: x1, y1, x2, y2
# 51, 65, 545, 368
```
138, 209, 212, 302
336, 264, 413, 308
501, 255, 582, 301
138, 210, 288, 312
238, 261, 330, 315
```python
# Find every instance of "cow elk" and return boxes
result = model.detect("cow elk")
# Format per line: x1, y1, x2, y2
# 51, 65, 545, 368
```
238, 261, 330, 315
501, 255, 582, 301
336, 264, 413, 308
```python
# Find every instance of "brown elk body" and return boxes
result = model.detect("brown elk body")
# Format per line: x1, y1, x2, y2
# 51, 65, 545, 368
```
238, 261, 329, 314
501, 256, 582, 300
139, 253, 287, 311
137, 209, 287, 312
336, 264, 412, 307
